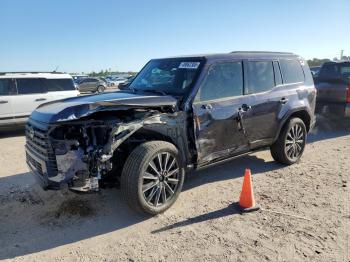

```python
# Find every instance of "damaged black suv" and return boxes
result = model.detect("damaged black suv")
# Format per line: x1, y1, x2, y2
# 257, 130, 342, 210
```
26, 52, 316, 214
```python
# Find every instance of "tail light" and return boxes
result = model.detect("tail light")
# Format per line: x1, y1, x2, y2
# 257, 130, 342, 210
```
347, 85, 350, 102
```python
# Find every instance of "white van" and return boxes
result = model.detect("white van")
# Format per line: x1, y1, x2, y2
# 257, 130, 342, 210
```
0, 72, 79, 129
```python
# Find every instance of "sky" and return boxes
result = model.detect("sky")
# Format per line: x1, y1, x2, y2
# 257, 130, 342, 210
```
0, 0, 349, 73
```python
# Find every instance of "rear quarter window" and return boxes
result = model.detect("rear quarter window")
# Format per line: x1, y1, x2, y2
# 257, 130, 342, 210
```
44, 78, 75, 91
279, 59, 305, 84
16, 78, 47, 94
246, 61, 275, 94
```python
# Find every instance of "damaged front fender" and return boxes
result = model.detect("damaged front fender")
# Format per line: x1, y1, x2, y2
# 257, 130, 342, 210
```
45, 109, 188, 193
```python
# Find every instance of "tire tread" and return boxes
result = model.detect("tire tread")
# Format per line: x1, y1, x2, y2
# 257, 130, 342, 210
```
121, 141, 181, 215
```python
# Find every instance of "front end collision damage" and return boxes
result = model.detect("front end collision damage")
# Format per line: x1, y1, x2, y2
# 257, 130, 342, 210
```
44, 106, 189, 193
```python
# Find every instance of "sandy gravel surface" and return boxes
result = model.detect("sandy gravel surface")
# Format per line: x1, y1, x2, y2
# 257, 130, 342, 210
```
0, 120, 349, 262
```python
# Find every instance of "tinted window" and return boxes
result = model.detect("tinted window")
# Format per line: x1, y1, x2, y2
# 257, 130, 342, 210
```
196, 62, 243, 101
0, 79, 14, 96
246, 61, 275, 94
279, 59, 304, 84
273, 61, 282, 86
44, 79, 75, 91
79, 78, 90, 83
340, 64, 350, 77
319, 63, 350, 79
16, 78, 46, 94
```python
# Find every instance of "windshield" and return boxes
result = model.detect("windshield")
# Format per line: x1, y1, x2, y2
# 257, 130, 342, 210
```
130, 58, 203, 95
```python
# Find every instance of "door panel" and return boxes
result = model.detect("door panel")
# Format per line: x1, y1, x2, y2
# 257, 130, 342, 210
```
240, 92, 282, 147
12, 94, 51, 117
192, 61, 249, 165
242, 60, 284, 148
85, 80, 93, 91
0, 96, 13, 118
0, 79, 15, 119
12, 78, 50, 117
78, 79, 90, 92
193, 98, 250, 164
48, 90, 79, 101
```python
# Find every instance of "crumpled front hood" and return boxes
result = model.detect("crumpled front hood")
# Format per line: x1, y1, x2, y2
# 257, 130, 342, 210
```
30, 91, 178, 123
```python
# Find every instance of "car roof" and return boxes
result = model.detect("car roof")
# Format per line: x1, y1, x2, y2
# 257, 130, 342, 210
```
0, 72, 73, 79
159, 51, 300, 62
323, 61, 350, 65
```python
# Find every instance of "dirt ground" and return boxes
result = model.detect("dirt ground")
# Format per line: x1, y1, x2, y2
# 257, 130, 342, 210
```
0, 117, 349, 262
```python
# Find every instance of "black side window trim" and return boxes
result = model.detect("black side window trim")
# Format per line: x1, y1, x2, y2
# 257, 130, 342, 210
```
273, 61, 283, 86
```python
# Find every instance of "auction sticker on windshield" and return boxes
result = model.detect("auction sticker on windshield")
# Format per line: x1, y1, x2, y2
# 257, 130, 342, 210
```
179, 62, 200, 69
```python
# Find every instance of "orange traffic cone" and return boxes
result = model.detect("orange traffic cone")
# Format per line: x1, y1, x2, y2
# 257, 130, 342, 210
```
238, 169, 260, 212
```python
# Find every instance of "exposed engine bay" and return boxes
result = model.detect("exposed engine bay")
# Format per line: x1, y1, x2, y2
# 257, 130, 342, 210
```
47, 109, 171, 192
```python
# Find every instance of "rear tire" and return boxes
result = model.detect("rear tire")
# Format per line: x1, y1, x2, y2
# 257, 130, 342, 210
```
97, 85, 105, 93
121, 141, 185, 215
270, 117, 307, 165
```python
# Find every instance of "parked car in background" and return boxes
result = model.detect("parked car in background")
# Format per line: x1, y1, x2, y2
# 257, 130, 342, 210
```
77, 77, 106, 93
71, 74, 88, 84
25, 52, 316, 215
314, 61, 350, 117
0, 72, 79, 129
118, 75, 135, 90
105, 76, 127, 88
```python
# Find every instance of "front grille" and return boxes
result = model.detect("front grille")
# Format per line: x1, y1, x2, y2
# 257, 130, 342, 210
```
25, 121, 58, 174
26, 152, 44, 176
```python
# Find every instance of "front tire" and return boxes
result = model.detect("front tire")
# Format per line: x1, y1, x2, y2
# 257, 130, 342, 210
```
270, 117, 307, 165
121, 141, 185, 215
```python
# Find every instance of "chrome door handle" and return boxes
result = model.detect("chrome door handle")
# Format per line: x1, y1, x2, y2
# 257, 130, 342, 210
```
35, 98, 47, 102
201, 104, 213, 110
241, 104, 251, 111
279, 98, 289, 104
0, 100, 8, 104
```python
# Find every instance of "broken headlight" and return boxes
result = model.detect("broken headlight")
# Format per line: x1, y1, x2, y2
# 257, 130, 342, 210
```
53, 142, 68, 155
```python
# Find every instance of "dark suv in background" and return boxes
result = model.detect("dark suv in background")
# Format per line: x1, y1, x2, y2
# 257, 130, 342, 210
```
25, 51, 316, 214
314, 61, 350, 118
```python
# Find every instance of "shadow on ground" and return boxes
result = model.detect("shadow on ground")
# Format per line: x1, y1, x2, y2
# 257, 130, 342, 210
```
0, 152, 279, 260
308, 115, 350, 143
184, 154, 281, 191
0, 126, 25, 138
152, 203, 243, 234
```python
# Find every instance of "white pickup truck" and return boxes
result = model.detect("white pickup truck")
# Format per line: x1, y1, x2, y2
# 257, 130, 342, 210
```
0, 72, 79, 129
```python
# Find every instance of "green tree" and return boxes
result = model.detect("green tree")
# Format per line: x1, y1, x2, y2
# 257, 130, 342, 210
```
307, 58, 331, 67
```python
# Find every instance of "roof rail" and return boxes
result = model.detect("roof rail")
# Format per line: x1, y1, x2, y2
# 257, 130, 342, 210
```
230, 51, 294, 55
0, 71, 65, 75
